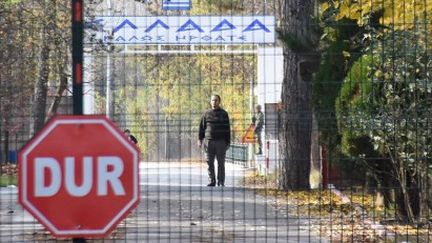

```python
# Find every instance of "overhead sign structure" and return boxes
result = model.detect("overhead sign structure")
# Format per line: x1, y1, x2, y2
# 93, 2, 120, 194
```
162, 0, 191, 10
86, 16, 275, 45
18, 116, 140, 238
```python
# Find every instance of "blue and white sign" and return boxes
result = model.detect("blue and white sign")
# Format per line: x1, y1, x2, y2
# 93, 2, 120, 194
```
86, 16, 275, 45
162, 0, 191, 10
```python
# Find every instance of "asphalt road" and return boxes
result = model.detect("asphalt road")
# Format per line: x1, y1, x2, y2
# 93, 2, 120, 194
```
0, 162, 327, 242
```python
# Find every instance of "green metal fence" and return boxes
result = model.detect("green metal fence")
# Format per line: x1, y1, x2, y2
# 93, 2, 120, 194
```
226, 143, 249, 167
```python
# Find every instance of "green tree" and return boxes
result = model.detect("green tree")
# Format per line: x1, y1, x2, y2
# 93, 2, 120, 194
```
96, 54, 255, 158
313, 0, 389, 176
336, 29, 432, 223
330, 0, 432, 32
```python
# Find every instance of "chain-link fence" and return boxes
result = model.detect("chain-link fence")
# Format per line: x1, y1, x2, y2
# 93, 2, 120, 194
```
1, 0, 431, 242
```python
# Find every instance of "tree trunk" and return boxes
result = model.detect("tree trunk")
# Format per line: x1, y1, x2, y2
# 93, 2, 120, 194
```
310, 110, 321, 189
47, 51, 68, 120
398, 167, 416, 223
32, 26, 51, 134
417, 159, 432, 223
4, 129, 9, 163
279, 0, 317, 190
1, 50, 14, 163
426, 171, 432, 218
0, 58, 3, 163
46, 67, 67, 120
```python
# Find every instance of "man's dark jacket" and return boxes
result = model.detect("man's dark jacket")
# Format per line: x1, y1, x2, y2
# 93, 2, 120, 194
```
199, 108, 230, 145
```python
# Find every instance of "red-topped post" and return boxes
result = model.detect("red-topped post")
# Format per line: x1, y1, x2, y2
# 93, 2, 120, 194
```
72, 0, 83, 115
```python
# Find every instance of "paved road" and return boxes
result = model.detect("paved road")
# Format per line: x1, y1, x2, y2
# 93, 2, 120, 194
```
0, 162, 327, 242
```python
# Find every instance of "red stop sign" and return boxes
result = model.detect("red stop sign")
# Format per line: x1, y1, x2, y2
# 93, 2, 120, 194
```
18, 116, 140, 238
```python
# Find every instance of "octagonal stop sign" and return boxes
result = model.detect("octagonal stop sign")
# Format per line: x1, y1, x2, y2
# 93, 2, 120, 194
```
18, 116, 140, 238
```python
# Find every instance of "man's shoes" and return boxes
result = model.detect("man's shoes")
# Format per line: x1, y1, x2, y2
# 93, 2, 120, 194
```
217, 182, 225, 187
207, 182, 216, 187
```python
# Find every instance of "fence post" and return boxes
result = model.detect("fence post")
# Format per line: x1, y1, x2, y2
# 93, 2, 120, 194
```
265, 141, 270, 172
72, 0, 83, 115
71, 1, 85, 242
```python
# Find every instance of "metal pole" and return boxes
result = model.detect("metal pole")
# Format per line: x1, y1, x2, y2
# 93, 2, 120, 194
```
105, 0, 113, 118
72, 0, 83, 115
248, 78, 254, 167
72, 2, 85, 242
165, 116, 168, 159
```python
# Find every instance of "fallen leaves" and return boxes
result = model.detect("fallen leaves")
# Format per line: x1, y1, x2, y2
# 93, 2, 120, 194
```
242, 172, 432, 242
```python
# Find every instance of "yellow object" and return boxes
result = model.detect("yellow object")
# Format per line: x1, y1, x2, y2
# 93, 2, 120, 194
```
242, 124, 256, 143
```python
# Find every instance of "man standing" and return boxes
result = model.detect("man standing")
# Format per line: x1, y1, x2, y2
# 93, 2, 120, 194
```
252, 105, 264, 155
198, 95, 231, 187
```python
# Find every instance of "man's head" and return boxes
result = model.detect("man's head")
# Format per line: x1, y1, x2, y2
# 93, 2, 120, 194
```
210, 94, 221, 110
124, 129, 131, 136
255, 104, 262, 113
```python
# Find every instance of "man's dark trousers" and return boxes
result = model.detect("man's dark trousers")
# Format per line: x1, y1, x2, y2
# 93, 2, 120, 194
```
205, 139, 227, 185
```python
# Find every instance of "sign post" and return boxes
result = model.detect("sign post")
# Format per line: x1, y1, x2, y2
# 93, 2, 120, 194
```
18, 116, 140, 238
72, 0, 83, 115
72, 1, 84, 241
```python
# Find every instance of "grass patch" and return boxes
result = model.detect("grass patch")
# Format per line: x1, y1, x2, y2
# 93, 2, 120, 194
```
0, 175, 17, 187
1, 163, 18, 187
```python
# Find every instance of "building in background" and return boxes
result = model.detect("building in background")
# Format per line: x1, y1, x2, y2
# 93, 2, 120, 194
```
255, 47, 283, 174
